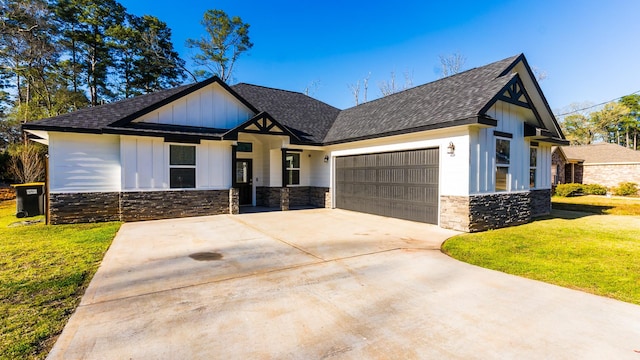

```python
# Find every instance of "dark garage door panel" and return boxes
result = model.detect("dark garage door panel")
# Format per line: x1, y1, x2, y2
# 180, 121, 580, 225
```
335, 148, 439, 224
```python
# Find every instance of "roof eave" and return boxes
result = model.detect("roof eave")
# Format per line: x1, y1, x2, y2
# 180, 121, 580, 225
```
323, 116, 496, 145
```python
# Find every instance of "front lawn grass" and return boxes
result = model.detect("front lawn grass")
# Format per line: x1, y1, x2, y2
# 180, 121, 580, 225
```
442, 210, 640, 305
552, 195, 640, 215
0, 200, 120, 360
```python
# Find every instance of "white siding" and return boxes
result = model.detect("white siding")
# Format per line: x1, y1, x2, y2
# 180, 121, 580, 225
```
49, 133, 121, 193
537, 144, 552, 189
309, 150, 330, 187
199, 140, 232, 189
121, 136, 165, 189
471, 101, 551, 194
121, 136, 232, 190
134, 83, 253, 129
269, 149, 282, 187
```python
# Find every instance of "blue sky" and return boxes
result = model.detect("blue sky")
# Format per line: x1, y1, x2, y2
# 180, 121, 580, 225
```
120, 0, 640, 115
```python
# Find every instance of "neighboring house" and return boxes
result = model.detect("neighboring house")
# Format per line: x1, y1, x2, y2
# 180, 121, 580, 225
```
23, 54, 567, 232
552, 143, 640, 188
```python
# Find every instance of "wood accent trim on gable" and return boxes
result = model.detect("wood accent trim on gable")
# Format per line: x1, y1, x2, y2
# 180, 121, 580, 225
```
497, 77, 530, 108
498, 54, 567, 139
479, 74, 546, 130
223, 111, 301, 142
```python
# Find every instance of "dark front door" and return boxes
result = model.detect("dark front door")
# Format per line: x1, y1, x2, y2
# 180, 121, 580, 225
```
236, 159, 253, 205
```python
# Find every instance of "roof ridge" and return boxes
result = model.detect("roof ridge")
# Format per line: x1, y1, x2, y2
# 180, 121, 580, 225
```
234, 83, 306, 96
341, 54, 521, 112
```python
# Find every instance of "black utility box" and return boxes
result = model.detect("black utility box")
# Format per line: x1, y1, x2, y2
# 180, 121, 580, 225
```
12, 182, 45, 218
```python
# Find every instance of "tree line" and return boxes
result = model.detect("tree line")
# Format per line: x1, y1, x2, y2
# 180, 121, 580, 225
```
560, 94, 640, 150
0, 1, 252, 182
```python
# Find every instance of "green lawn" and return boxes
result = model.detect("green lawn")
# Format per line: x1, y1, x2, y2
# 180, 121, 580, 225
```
552, 195, 640, 215
443, 209, 640, 305
0, 200, 120, 360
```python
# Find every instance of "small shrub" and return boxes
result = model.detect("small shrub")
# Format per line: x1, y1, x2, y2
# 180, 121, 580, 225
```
582, 184, 608, 195
612, 182, 639, 196
554, 183, 583, 197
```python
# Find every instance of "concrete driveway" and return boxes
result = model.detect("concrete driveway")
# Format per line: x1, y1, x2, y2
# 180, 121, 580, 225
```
48, 209, 640, 359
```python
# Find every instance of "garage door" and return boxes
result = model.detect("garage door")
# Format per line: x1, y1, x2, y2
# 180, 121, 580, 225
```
335, 148, 439, 224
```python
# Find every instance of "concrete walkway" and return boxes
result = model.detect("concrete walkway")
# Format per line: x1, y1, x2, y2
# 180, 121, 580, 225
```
48, 209, 640, 359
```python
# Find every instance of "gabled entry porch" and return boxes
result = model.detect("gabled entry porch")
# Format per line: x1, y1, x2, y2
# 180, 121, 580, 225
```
225, 112, 331, 212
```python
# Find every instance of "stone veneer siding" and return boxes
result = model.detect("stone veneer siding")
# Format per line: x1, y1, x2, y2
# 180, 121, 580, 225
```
439, 196, 471, 232
309, 187, 331, 208
530, 189, 551, 217
49, 192, 120, 224
256, 186, 331, 208
468, 192, 531, 232
49, 189, 235, 225
120, 190, 230, 222
440, 190, 551, 232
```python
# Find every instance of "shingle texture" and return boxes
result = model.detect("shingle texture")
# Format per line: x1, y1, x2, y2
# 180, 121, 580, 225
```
26, 84, 195, 132
25, 54, 535, 145
230, 84, 340, 143
324, 55, 519, 143
561, 143, 640, 164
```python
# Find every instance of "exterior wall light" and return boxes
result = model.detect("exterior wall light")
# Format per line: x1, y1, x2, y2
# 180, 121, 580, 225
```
447, 142, 455, 156
323, 155, 329, 163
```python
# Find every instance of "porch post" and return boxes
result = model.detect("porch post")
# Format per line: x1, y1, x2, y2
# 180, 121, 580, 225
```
280, 148, 289, 211
281, 148, 287, 188
231, 144, 238, 188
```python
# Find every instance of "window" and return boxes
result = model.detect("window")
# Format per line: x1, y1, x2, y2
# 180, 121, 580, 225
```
529, 146, 537, 188
237, 142, 253, 152
285, 152, 300, 185
169, 145, 196, 188
495, 138, 510, 191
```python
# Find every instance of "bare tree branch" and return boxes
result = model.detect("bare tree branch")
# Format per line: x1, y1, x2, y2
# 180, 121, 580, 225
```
439, 53, 466, 78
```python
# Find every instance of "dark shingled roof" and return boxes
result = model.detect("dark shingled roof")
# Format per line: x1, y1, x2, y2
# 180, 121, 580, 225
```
230, 83, 341, 144
25, 83, 195, 133
25, 54, 544, 145
323, 55, 519, 143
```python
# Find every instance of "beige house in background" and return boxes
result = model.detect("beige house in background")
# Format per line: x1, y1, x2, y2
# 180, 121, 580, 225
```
552, 143, 640, 188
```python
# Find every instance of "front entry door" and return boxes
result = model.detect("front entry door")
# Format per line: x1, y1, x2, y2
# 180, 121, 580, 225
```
236, 159, 253, 205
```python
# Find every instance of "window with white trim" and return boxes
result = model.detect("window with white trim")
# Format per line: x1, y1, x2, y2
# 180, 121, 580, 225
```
495, 138, 510, 191
169, 145, 196, 188
285, 152, 300, 185
529, 146, 537, 188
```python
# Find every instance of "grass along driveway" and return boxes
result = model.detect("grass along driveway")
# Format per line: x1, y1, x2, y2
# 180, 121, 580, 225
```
0, 200, 120, 360
552, 195, 640, 215
442, 210, 640, 305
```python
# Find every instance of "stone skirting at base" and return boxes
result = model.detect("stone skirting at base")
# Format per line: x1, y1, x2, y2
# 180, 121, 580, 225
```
468, 192, 531, 232
440, 190, 551, 232
120, 190, 231, 222
256, 186, 331, 209
49, 189, 236, 225
530, 189, 551, 217
49, 192, 121, 224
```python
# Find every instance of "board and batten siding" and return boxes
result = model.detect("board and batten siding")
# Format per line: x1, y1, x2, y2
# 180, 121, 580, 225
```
133, 82, 253, 129
470, 101, 552, 194
48, 132, 121, 193
309, 150, 331, 187
121, 136, 232, 190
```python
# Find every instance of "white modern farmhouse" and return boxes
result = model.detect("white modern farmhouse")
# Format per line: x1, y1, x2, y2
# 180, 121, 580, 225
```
23, 54, 567, 232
